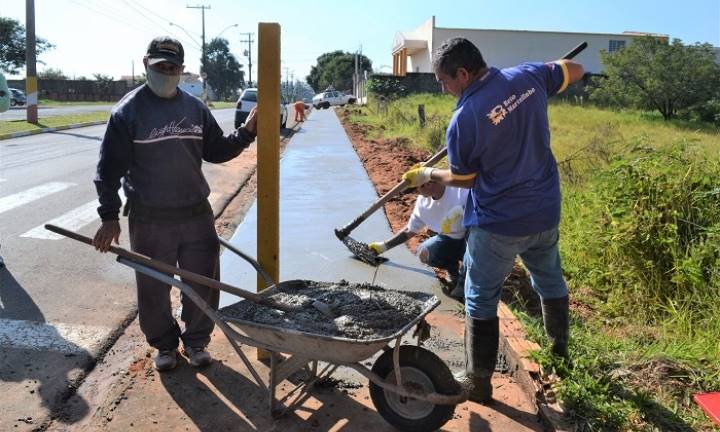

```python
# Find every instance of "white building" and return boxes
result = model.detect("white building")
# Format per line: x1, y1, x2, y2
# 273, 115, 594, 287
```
392, 17, 668, 76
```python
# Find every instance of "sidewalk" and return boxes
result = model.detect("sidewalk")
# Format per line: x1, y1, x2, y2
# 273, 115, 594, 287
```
62, 109, 544, 431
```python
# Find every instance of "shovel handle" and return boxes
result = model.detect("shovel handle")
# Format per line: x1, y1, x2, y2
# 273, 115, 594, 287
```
337, 146, 448, 237
44, 224, 294, 313
562, 41, 588, 60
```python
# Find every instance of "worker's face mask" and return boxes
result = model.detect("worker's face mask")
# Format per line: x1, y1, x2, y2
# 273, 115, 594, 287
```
146, 67, 180, 98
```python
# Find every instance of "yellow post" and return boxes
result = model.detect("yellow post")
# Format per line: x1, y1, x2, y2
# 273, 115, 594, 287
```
256, 22, 280, 360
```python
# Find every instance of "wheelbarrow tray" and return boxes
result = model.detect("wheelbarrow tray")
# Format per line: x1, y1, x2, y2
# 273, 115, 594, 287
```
218, 279, 440, 364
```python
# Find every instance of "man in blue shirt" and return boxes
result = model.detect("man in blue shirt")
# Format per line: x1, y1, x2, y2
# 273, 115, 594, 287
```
403, 38, 584, 403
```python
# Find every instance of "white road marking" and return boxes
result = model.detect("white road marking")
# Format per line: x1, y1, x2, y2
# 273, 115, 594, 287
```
0, 318, 111, 354
0, 182, 75, 215
21, 190, 126, 240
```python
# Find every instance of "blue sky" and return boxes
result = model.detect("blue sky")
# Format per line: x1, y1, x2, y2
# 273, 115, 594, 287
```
3, 0, 719, 81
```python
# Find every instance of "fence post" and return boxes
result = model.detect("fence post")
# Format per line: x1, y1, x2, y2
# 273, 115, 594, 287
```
418, 104, 426, 128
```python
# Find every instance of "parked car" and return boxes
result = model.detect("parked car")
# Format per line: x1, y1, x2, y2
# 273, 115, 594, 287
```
234, 87, 288, 129
312, 90, 355, 109
9, 88, 26, 106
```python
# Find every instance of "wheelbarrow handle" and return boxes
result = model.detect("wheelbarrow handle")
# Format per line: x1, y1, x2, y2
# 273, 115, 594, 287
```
217, 236, 276, 288
44, 224, 294, 313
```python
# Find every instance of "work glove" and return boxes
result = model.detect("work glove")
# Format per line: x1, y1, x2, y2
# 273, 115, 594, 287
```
368, 241, 388, 255
402, 166, 434, 188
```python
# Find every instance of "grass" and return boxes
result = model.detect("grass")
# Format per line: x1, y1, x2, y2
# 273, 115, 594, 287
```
208, 101, 236, 109
0, 112, 109, 135
37, 99, 114, 106
345, 96, 720, 430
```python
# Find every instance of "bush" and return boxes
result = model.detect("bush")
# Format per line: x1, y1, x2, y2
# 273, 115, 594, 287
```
687, 98, 720, 125
366, 77, 407, 99
572, 143, 720, 320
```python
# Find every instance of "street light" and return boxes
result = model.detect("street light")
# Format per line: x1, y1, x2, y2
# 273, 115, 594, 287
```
168, 22, 202, 49
215, 23, 239, 40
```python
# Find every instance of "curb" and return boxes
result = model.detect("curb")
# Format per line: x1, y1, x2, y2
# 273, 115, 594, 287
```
0, 120, 107, 140
498, 302, 571, 431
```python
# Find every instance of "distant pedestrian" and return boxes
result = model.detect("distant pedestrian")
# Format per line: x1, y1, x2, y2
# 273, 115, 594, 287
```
402, 37, 584, 403
294, 100, 306, 122
92, 36, 258, 372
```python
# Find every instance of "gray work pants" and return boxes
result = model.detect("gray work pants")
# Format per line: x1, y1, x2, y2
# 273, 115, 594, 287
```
129, 213, 220, 350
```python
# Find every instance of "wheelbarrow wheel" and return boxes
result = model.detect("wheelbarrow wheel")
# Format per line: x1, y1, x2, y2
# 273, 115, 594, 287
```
369, 345, 459, 432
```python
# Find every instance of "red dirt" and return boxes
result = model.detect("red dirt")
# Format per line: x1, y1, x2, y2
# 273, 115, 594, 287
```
341, 120, 431, 253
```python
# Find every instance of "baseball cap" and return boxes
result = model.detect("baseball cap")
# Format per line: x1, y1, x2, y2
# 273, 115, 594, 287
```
146, 36, 184, 66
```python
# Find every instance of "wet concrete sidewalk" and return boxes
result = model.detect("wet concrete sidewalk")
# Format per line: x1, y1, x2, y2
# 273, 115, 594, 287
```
60, 109, 545, 432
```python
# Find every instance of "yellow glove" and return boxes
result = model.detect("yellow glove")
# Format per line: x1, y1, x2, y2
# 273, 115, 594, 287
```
368, 242, 388, 255
402, 166, 434, 188
440, 205, 464, 234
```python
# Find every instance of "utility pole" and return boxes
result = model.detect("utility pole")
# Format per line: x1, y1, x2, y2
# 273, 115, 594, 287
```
239, 32, 255, 87
283, 66, 290, 100
131, 60, 135, 87
354, 50, 359, 97
187, 4, 210, 103
290, 72, 294, 100
26, 0, 38, 123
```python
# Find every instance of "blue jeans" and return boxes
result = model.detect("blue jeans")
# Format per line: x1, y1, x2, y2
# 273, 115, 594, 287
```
418, 234, 466, 278
463, 226, 568, 320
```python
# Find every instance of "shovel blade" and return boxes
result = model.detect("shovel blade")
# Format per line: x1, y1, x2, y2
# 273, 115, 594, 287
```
336, 233, 387, 266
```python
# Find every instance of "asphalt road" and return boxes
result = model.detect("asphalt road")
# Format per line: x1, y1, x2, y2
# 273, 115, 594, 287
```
0, 107, 298, 429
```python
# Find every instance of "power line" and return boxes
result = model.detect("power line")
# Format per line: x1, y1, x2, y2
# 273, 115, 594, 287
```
127, 0, 200, 38
68, 0, 151, 34
117, 0, 201, 51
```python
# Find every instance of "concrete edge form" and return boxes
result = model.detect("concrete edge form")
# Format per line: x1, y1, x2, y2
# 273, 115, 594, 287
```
498, 302, 571, 431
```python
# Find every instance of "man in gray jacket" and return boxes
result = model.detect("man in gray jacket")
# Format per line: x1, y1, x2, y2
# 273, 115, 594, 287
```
92, 36, 257, 371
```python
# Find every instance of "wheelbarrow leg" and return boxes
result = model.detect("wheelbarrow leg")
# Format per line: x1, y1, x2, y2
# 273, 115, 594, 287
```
270, 352, 279, 417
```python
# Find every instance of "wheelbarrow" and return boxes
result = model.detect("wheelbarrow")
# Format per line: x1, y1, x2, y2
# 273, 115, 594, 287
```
118, 236, 468, 432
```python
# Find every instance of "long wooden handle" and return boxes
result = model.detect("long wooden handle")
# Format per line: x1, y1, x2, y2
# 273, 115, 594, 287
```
562, 41, 587, 60
337, 146, 448, 237
44, 224, 294, 312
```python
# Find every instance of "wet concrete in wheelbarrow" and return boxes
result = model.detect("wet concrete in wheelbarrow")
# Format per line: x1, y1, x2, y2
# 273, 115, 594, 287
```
221, 280, 433, 339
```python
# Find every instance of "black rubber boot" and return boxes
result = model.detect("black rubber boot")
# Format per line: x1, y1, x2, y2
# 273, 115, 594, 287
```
454, 316, 499, 404
541, 296, 570, 361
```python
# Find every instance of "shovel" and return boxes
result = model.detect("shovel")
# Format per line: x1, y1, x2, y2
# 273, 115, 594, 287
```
44, 224, 337, 317
335, 146, 448, 265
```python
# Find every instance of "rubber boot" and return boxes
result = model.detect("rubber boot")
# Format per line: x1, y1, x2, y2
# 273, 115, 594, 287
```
454, 316, 499, 404
541, 296, 570, 361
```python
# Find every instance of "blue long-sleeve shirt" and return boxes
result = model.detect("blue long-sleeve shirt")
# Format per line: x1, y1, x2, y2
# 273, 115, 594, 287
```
94, 85, 255, 221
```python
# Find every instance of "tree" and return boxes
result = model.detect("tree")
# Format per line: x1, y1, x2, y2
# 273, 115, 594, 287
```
0, 17, 54, 74
204, 37, 244, 100
306, 51, 372, 92
93, 73, 115, 99
39, 68, 68, 80
589, 37, 720, 120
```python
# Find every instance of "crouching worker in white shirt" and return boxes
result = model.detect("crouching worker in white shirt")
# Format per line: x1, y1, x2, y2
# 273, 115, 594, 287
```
369, 181, 469, 299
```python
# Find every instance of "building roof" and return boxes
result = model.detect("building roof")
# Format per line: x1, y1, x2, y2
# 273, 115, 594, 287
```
434, 25, 668, 39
